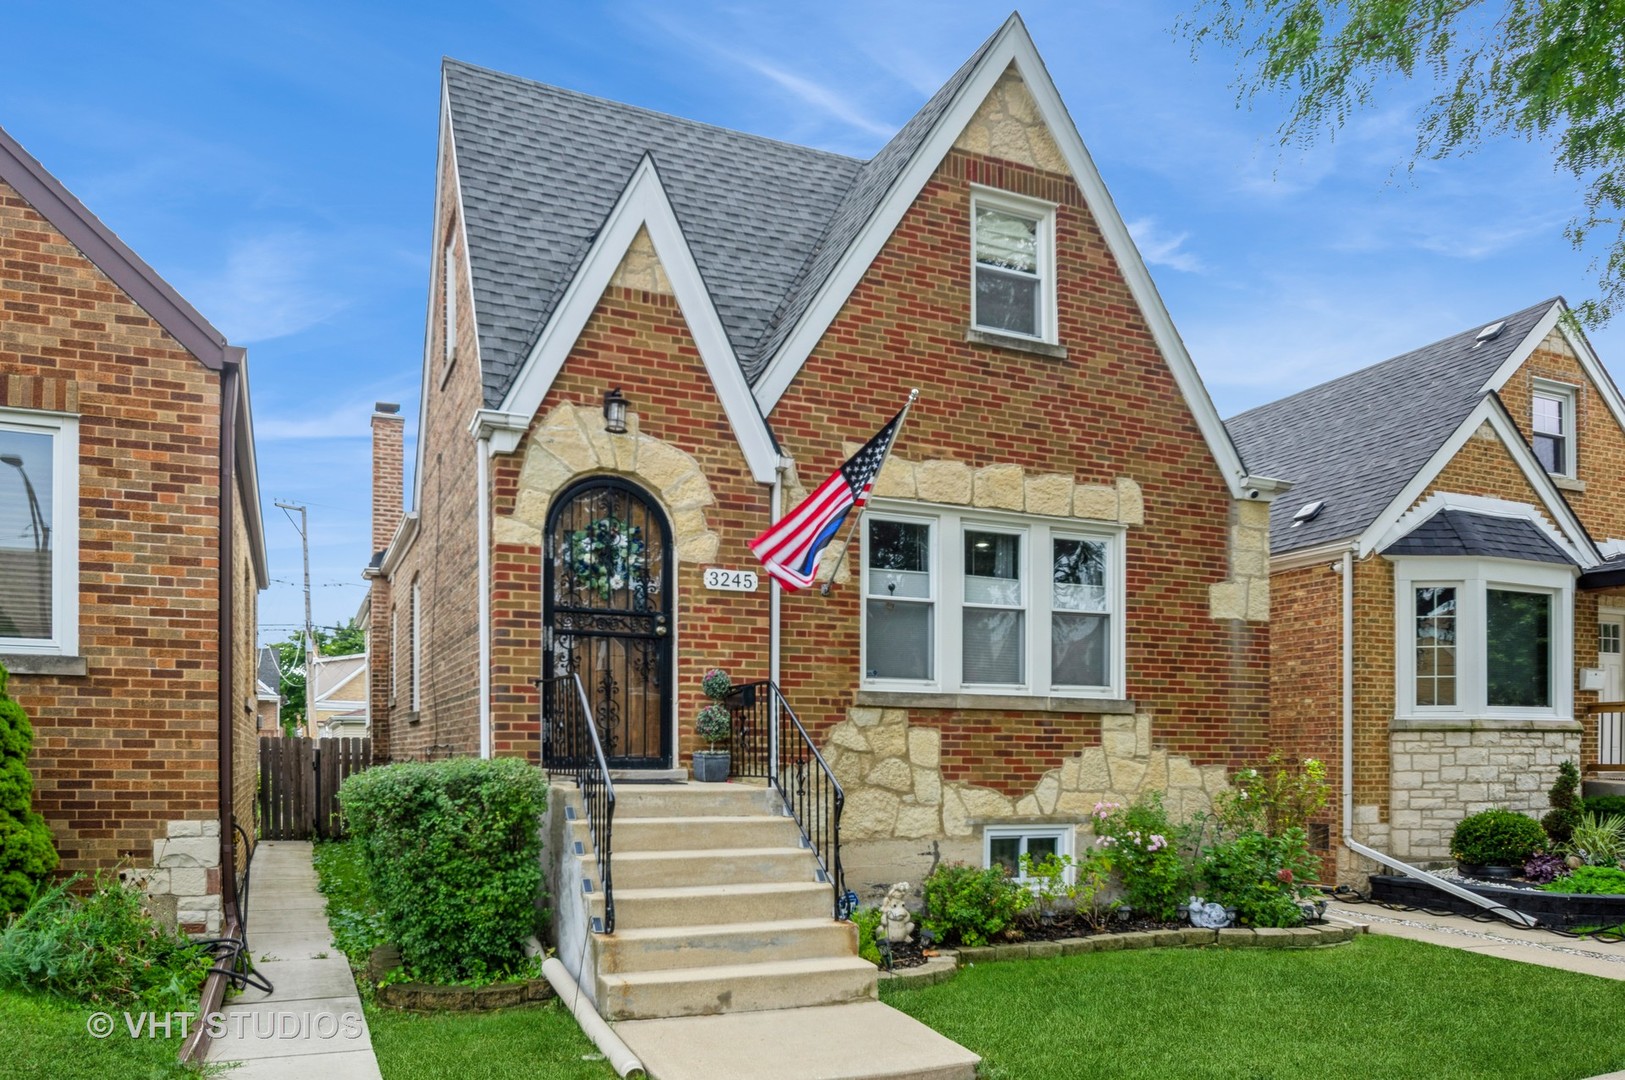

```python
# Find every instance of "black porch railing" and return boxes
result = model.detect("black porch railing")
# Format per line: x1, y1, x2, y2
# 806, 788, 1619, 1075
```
726, 680, 846, 919
538, 672, 616, 934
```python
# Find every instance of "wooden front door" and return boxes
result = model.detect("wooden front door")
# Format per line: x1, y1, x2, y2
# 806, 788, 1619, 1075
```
543, 478, 672, 769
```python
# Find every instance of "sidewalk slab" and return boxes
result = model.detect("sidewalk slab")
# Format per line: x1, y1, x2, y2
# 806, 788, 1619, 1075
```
1327, 904, 1625, 982
614, 1000, 979, 1080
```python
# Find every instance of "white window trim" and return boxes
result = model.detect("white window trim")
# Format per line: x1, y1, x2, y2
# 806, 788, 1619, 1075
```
0, 408, 78, 657
1393, 556, 1573, 721
861, 500, 1125, 699
969, 185, 1058, 345
984, 824, 1075, 882
410, 578, 422, 712
443, 239, 459, 366
1531, 379, 1578, 479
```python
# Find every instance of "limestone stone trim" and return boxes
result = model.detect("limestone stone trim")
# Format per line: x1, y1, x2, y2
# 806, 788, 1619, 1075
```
1387, 726, 1579, 861
824, 708, 1228, 843
120, 819, 224, 937
952, 65, 1070, 177
838, 449, 1143, 526
493, 401, 720, 563
1208, 498, 1271, 622
608, 225, 673, 295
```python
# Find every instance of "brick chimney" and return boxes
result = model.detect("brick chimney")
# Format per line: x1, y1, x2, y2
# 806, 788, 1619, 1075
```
368, 402, 404, 763
371, 402, 404, 557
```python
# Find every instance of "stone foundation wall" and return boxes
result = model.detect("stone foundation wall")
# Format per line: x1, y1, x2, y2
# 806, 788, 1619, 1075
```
1387, 724, 1580, 861
120, 818, 223, 937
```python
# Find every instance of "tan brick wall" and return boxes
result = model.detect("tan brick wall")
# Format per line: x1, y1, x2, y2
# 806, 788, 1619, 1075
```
0, 177, 228, 875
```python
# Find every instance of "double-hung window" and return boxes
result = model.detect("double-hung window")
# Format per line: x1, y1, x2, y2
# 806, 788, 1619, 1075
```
1396, 557, 1571, 719
1531, 381, 1576, 477
863, 504, 1123, 698
971, 189, 1055, 342
0, 409, 78, 656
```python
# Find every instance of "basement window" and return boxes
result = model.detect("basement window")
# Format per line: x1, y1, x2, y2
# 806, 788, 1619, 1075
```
984, 826, 1073, 881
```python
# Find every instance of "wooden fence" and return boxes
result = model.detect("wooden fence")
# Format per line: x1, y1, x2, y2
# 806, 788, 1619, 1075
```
258, 736, 371, 840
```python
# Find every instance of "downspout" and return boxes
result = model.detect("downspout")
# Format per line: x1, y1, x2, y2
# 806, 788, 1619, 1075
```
1335, 548, 1536, 925
477, 434, 492, 759
217, 348, 243, 928
769, 459, 789, 774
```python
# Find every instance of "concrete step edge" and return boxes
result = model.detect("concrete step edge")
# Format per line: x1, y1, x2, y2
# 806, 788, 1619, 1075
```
599, 955, 878, 987
612, 846, 809, 862
607, 881, 831, 901
605, 917, 843, 942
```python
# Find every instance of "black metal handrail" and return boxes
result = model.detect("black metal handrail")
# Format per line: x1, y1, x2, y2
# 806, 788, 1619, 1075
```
538, 672, 616, 934
726, 680, 846, 919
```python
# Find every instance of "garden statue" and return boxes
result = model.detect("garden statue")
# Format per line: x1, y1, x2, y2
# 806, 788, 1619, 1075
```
881, 881, 914, 943
1185, 895, 1233, 929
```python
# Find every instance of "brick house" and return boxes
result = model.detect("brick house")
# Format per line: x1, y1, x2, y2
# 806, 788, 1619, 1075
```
366, 14, 1283, 894
0, 123, 266, 935
1228, 298, 1625, 882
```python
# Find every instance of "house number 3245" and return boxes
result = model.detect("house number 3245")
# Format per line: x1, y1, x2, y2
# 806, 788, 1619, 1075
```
703, 568, 758, 592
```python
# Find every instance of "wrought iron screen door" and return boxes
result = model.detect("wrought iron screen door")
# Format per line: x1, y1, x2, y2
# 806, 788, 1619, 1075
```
544, 478, 673, 769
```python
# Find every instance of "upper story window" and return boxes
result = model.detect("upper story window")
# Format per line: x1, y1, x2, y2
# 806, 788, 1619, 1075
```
863, 503, 1123, 698
0, 409, 78, 656
1395, 556, 1572, 720
971, 189, 1055, 343
442, 239, 459, 366
1532, 381, 1576, 477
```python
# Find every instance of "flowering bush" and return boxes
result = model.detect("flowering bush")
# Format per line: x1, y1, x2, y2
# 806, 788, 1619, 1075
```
695, 704, 730, 749
1092, 793, 1191, 922
701, 667, 732, 702
1216, 752, 1329, 837
1200, 828, 1320, 927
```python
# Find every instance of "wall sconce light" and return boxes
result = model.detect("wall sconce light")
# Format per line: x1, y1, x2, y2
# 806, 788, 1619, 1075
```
602, 387, 628, 434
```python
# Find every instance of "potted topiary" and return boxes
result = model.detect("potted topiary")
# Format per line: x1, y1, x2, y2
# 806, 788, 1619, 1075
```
692, 667, 732, 783
1450, 808, 1548, 879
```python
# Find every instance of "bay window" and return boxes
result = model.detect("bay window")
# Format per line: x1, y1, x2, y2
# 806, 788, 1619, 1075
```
1395, 558, 1571, 719
0, 409, 78, 656
863, 504, 1123, 698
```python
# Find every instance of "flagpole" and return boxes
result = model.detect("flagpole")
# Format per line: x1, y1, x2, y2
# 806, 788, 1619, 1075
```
819, 388, 920, 596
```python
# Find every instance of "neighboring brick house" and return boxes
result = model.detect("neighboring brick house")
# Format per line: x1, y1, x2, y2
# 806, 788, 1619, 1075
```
1228, 298, 1625, 882
367, 15, 1285, 889
309, 652, 368, 739
0, 123, 267, 935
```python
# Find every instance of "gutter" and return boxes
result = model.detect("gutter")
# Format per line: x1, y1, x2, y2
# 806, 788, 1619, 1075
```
1335, 548, 1537, 926
217, 347, 243, 925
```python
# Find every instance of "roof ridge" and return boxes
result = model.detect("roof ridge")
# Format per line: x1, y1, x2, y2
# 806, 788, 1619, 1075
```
1226, 297, 1561, 426
442, 57, 866, 167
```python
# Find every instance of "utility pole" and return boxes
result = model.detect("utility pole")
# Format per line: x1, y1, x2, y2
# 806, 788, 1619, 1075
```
275, 500, 315, 738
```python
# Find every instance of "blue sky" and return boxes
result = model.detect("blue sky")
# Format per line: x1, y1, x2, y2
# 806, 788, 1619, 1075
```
3, 1, 1617, 642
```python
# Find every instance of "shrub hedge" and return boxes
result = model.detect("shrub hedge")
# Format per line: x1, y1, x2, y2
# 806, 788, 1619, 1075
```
338, 757, 548, 984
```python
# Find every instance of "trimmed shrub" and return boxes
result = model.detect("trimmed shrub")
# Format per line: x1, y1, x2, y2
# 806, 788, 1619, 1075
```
338, 757, 548, 984
920, 863, 1027, 947
0, 874, 209, 1010
1543, 865, 1625, 895
1583, 795, 1625, 819
1450, 809, 1547, 867
1543, 760, 1583, 847
0, 663, 58, 915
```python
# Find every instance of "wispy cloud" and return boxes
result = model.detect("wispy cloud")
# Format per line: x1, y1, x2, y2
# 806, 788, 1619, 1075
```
1127, 217, 1203, 273
185, 230, 350, 344
257, 398, 386, 441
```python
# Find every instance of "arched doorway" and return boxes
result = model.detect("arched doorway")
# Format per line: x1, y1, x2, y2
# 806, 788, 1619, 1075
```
543, 477, 672, 769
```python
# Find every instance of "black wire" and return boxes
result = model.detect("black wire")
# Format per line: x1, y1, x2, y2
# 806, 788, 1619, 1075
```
1323, 883, 1625, 944
197, 823, 275, 995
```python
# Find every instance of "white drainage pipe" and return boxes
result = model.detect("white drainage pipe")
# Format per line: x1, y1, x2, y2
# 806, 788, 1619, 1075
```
541, 957, 645, 1079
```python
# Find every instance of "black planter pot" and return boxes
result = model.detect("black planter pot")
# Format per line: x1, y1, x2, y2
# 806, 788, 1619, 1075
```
1455, 862, 1520, 880
692, 750, 730, 783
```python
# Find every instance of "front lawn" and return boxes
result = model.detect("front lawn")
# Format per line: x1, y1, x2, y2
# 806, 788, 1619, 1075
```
0, 989, 197, 1080
881, 935, 1625, 1080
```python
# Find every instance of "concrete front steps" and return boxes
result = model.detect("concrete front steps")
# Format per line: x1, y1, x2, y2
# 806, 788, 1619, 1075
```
573, 781, 877, 1022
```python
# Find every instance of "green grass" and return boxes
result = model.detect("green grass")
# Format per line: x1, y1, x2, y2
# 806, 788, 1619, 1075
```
0, 989, 199, 1079
367, 1001, 615, 1080
312, 839, 389, 972
881, 936, 1625, 1080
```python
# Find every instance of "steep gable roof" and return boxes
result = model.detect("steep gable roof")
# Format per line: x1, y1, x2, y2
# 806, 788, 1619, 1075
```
443, 59, 863, 408
1226, 299, 1559, 555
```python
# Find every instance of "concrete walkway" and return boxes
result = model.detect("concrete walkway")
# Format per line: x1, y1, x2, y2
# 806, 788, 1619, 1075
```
206, 840, 383, 1079
1326, 902, 1625, 981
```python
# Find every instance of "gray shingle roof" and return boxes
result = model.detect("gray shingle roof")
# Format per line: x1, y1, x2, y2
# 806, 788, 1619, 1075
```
1382, 509, 1574, 564
257, 645, 281, 694
1225, 299, 1560, 555
443, 20, 1003, 407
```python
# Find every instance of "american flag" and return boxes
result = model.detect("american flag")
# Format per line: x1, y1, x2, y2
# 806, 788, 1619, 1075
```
750, 407, 907, 591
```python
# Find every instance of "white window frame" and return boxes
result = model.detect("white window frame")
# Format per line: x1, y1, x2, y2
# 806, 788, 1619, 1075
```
861, 500, 1125, 699
960, 522, 1028, 689
984, 825, 1074, 882
969, 186, 1057, 345
1531, 379, 1577, 479
410, 578, 422, 712
443, 239, 459, 366
0, 408, 78, 657
1393, 556, 1573, 721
